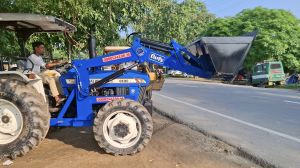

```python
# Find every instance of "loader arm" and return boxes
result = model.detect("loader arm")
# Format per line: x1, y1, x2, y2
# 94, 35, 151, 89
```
72, 37, 212, 96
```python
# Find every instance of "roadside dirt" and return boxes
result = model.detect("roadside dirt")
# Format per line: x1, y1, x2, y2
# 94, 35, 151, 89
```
1, 113, 260, 168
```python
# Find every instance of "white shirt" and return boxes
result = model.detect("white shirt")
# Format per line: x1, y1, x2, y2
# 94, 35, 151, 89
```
26, 54, 46, 74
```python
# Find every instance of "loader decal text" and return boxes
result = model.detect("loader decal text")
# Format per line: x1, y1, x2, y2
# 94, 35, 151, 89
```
96, 97, 124, 102
150, 53, 164, 64
102, 52, 131, 62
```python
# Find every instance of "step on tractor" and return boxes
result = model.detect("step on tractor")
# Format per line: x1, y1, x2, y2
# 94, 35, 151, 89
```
0, 13, 256, 159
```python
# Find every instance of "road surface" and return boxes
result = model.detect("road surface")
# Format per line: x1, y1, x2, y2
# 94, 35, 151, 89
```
153, 79, 300, 168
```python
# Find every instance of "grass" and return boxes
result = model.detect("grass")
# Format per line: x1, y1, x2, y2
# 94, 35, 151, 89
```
275, 83, 300, 90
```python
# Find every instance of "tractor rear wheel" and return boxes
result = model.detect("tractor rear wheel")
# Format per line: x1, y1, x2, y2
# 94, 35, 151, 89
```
93, 99, 153, 155
0, 79, 49, 159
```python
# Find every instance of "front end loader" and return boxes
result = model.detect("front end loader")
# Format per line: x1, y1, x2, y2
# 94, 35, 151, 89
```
0, 13, 256, 159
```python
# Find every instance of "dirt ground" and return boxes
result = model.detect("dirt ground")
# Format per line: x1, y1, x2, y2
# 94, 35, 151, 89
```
1, 113, 260, 168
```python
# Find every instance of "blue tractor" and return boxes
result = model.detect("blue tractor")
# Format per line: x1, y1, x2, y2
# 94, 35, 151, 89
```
0, 13, 255, 158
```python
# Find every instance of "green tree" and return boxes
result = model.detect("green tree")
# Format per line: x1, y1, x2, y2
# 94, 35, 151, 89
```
0, 0, 149, 58
203, 7, 300, 72
134, 0, 214, 44
0, 30, 20, 57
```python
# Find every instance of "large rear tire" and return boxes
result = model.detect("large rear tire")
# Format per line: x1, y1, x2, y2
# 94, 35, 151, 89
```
0, 79, 49, 159
93, 99, 153, 155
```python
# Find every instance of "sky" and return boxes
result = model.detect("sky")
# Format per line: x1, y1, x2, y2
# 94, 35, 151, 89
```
203, 0, 300, 18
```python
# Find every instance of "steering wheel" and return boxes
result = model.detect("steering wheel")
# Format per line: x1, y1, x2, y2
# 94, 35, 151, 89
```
53, 62, 72, 74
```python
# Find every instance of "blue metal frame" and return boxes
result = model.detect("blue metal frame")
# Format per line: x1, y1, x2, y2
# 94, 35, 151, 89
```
50, 37, 213, 127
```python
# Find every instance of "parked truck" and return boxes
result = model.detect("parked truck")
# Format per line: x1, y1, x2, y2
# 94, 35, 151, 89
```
251, 60, 285, 87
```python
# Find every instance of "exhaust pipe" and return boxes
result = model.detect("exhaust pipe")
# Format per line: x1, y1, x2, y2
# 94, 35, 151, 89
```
88, 30, 97, 59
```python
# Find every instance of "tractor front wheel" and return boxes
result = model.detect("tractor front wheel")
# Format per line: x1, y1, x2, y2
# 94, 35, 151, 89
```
93, 99, 153, 155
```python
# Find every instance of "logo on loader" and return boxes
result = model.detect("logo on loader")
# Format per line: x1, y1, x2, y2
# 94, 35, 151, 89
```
102, 52, 131, 62
150, 53, 164, 63
136, 48, 145, 56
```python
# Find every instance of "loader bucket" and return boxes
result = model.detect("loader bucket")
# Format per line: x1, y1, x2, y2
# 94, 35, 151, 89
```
186, 33, 256, 78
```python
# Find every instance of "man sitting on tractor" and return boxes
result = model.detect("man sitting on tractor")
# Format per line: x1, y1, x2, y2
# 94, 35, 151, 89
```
27, 41, 65, 106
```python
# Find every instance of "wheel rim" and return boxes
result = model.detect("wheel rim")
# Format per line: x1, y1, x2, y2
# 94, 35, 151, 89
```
103, 110, 142, 148
0, 99, 23, 145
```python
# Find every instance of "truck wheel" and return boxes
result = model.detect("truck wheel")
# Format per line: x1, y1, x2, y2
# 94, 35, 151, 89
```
93, 99, 153, 155
0, 79, 49, 159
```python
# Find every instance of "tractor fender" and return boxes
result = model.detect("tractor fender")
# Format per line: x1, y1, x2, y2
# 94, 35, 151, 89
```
0, 71, 31, 82
0, 71, 46, 102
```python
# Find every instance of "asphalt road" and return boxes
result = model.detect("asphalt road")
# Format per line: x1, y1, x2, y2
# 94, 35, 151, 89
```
153, 79, 300, 168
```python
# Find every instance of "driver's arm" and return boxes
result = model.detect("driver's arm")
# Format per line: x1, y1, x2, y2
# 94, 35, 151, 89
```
45, 59, 68, 69
45, 62, 60, 69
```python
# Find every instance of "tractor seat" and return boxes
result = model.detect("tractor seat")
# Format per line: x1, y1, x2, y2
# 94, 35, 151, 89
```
16, 59, 27, 71
8, 57, 33, 73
